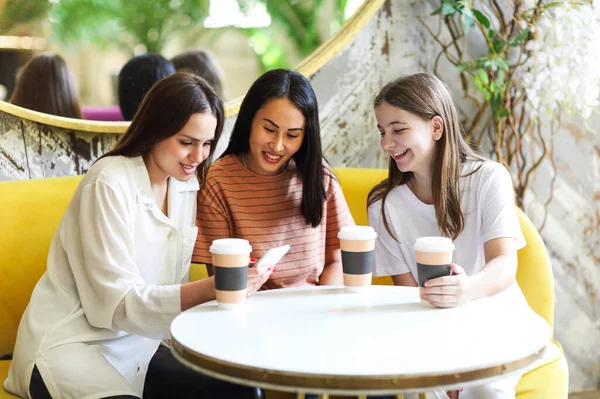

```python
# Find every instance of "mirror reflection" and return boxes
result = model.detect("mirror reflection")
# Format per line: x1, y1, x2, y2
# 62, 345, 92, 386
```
0, 0, 366, 121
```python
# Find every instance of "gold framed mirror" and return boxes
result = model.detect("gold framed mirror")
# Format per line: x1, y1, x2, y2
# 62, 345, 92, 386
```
0, 0, 384, 134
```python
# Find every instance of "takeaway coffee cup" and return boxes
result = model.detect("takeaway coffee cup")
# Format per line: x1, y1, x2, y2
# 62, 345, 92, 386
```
338, 226, 378, 293
210, 238, 253, 310
414, 237, 455, 287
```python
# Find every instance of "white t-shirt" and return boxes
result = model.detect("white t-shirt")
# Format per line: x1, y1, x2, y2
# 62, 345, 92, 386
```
368, 160, 526, 278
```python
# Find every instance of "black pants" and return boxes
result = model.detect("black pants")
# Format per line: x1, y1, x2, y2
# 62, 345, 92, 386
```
29, 346, 264, 399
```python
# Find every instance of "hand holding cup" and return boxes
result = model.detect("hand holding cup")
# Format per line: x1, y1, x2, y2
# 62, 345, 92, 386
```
421, 263, 473, 308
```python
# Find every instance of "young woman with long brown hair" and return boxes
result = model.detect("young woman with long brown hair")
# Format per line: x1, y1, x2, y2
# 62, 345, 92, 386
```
368, 73, 529, 398
10, 52, 83, 119
4, 73, 268, 399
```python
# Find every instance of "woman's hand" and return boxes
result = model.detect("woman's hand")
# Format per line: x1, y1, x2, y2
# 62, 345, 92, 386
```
246, 263, 275, 297
420, 263, 473, 308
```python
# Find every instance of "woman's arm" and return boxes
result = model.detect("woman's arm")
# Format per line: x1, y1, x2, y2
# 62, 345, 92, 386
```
421, 237, 518, 307
181, 264, 274, 310
466, 237, 518, 299
180, 277, 216, 311
319, 249, 343, 285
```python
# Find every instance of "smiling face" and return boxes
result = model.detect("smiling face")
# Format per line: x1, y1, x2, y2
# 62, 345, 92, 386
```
145, 112, 217, 183
375, 102, 443, 177
244, 97, 306, 175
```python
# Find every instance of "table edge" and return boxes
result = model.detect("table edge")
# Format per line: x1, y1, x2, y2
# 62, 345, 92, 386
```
170, 337, 546, 393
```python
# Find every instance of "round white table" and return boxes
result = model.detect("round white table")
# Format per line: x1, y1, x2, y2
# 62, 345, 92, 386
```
170, 285, 551, 396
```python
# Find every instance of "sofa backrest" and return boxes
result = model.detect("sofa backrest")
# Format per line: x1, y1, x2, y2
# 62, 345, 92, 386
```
0, 175, 83, 355
0, 167, 555, 355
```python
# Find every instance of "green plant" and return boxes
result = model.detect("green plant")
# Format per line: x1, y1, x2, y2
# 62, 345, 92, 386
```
237, 0, 349, 72
0, 0, 51, 32
1, 0, 211, 53
421, 0, 594, 224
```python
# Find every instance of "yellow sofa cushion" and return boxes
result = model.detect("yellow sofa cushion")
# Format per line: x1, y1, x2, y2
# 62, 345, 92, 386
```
515, 208, 554, 334
0, 176, 83, 356
0, 361, 16, 398
517, 341, 568, 398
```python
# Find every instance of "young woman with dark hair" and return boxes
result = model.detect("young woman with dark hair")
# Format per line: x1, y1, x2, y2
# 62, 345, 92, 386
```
4, 72, 268, 399
193, 69, 354, 291
117, 53, 175, 121
10, 52, 83, 119
368, 73, 530, 398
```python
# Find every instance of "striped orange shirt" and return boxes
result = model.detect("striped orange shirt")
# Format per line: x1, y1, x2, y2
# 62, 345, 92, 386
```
192, 154, 354, 289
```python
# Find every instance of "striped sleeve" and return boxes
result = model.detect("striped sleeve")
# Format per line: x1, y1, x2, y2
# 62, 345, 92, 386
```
192, 177, 232, 264
324, 171, 355, 250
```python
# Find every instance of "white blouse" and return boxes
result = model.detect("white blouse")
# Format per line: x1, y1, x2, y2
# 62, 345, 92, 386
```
5, 156, 199, 398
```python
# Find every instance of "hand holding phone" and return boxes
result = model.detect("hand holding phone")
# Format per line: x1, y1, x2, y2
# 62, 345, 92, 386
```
253, 245, 290, 270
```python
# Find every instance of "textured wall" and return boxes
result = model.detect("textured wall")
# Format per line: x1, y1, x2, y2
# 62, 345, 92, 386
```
0, 0, 598, 391
0, 111, 120, 179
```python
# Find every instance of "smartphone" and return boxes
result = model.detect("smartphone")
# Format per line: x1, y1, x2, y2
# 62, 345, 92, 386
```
253, 245, 290, 270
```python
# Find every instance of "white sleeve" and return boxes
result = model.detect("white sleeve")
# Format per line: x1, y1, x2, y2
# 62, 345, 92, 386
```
368, 203, 411, 277
75, 182, 181, 340
480, 164, 526, 249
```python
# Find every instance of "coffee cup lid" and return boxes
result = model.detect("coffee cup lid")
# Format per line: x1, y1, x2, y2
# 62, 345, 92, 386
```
337, 225, 378, 240
413, 237, 455, 252
210, 238, 252, 255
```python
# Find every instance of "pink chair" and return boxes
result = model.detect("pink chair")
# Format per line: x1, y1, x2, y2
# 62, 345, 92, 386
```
82, 105, 124, 121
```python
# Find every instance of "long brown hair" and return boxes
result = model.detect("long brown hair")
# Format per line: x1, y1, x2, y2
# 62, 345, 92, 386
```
101, 72, 224, 185
10, 52, 83, 119
367, 73, 483, 240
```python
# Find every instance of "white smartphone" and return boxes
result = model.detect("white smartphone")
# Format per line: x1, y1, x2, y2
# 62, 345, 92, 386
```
253, 245, 290, 270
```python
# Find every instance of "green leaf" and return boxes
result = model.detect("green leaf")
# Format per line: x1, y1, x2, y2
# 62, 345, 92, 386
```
479, 69, 489, 86
473, 70, 490, 94
472, 9, 490, 29
442, 3, 457, 16
495, 69, 506, 87
492, 39, 506, 54
457, 58, 485, 72
483, 58, 497, 71
496, 57, 510, 71
462, 8, 475, 35
431, 5, 444, 15
510, 27, 530, 46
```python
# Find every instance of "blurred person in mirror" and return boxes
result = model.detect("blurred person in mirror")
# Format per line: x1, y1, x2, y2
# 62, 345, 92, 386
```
171, 49, 226, 100
118, 53, 175, 121
10, 52, 83, 119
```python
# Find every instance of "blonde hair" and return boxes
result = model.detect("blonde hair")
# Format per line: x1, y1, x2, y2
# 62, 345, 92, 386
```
367, 73, 483, 240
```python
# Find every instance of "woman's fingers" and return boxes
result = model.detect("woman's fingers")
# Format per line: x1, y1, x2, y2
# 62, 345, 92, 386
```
246, 266, 276, 294
422, 285, 456, 295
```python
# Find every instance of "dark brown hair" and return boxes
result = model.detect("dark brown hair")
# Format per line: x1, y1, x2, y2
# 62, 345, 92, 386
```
101, 72, 224, 184
171, 49, 225, 100
367, 73, 483, 240
10, 52, 83, 119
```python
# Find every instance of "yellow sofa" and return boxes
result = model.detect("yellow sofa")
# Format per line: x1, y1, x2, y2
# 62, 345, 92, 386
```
0, 169, 568, 398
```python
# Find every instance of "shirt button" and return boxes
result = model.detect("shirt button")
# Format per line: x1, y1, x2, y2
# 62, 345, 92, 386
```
167, 231, 173, 239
